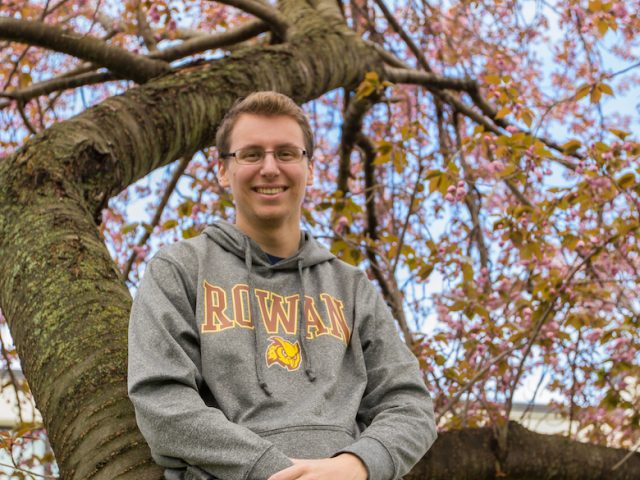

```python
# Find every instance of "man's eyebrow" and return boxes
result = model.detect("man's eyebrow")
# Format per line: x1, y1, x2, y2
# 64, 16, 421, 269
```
235, 142, 303, 149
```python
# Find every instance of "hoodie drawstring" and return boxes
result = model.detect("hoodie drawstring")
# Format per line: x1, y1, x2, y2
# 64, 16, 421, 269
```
298, 259, 316, 382
242, 234, 317, 395
245, 239, 273, 396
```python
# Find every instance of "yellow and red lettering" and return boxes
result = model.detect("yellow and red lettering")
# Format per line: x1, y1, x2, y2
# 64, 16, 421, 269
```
255, 289, 299, 335
320, 293, 351, 344
232, 284, 253, 328
304, 296, 329, 340
201, 281, 234, 333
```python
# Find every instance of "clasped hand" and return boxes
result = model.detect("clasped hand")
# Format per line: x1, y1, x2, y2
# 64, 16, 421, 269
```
267, 453, 368, 480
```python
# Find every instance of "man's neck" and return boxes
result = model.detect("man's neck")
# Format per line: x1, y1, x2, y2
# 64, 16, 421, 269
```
235, 220, 301, 258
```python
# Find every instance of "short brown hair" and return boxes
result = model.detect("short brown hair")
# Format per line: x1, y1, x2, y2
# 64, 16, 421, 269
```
215, 91, 314, 160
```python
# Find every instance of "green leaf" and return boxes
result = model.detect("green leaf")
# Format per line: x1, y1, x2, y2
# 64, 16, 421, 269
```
562, 139, 582, 154
495, 107, 511, 119
122, 223, 138, 234
599, 83, 613, 95
575, 84, 591, 101
178, 200, 194, 217
609, 128, 630, 140
162, 219, 179, 230
617, 172, 637, 189
182, 226, 199, 239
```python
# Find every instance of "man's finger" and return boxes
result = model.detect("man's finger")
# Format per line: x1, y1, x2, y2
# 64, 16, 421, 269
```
267, 464, 304, 480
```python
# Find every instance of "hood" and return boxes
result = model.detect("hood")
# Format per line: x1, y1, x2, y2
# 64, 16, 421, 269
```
202, 221, 335, 269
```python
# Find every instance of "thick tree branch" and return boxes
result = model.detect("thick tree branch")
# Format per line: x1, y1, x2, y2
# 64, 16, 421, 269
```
331, 93, 415, 348
336, 93, 377, 197
358, 133, 414, 349
366, 40, 407, 68
408, 422, 640, 480
434, 89, 504, 134
152, 19, 269, 61
0, 17, 169, 83
213, 0, 290, 40
385, 66, 476, 92
0, 71, 116, 108
0, 20, 269, 110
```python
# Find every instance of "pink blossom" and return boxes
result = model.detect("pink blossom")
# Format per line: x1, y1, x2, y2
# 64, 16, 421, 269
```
612, 3, 628, 18
488, 160, 505, 174
133, 246, 148, 261
149, 5, 161, 23
334, 215, 349, 235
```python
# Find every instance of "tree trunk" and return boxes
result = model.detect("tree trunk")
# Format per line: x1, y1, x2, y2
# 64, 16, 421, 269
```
0, 3, 377, 478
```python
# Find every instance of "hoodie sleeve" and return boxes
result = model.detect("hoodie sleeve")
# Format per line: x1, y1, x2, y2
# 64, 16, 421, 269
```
334, 275, 437, 480
128, 256, 293, 480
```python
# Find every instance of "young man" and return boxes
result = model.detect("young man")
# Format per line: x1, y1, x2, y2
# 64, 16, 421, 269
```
128, 92, 436, 480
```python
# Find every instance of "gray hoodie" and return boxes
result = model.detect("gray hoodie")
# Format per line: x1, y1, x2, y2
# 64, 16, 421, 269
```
128, 222, 436, 480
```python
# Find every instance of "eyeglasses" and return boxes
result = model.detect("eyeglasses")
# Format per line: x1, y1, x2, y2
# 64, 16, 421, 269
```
221, 146, 307, 165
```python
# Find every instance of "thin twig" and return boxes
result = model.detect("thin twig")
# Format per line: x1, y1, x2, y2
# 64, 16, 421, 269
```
16, 101, 37, 135
372, 0, 432, 72
0, 461, 58, 479
436, 346, 518, 421
391, 164, 424, 276
122, 155, 192, 282
611, 438, 640, 471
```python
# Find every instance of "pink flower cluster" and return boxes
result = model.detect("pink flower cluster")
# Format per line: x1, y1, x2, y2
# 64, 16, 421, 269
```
445, 181, 467, 203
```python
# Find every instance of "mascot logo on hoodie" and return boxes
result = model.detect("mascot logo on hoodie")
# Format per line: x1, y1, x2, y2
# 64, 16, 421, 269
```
266, 336, 301, 371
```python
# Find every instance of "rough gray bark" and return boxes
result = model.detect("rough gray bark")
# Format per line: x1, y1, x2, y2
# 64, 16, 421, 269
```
0, 0, 637, 479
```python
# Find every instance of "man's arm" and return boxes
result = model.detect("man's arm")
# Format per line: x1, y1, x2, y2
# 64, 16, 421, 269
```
128, 256, 293, 480
332, 274, 437, 480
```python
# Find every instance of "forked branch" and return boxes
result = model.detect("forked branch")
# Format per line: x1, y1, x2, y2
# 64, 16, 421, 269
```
0, 17, 170, 83
213, 0, 290, 40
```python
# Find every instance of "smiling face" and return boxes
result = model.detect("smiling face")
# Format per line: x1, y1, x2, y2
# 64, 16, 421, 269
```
218, 113, 313, 239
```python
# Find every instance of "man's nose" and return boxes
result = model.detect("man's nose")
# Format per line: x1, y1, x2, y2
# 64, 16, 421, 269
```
260, 151, 280, 175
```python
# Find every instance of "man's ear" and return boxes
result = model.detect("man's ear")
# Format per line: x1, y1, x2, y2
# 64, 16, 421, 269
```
218, 160, 230, 187
306, 160, 314, 186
